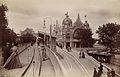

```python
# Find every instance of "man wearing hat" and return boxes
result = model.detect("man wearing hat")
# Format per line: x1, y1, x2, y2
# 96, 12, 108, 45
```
2, 42, 11, 64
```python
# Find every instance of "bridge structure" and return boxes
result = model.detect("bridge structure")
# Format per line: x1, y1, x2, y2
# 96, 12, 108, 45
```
2, 31, 120, 77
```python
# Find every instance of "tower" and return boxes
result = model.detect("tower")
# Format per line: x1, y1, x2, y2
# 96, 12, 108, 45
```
62, 12, 72, 48
74, 13, 84, 28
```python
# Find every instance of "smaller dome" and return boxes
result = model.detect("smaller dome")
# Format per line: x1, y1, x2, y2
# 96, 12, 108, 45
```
62, 12, 72, 26
62, 17, 72, 26
84, 20, 89, 29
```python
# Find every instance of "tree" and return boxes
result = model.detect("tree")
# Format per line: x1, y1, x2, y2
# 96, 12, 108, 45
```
73, 28, 95, 47
4, 28, 17, 45
114, 30, 120, 48
80, 29, 95, 47
0, 4, 8, 46
20, 32, 35, 43
96, 23, 120, 52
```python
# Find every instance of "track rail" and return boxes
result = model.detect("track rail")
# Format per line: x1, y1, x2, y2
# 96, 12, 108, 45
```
37, 46, 42, 76
45, 46, 65, 77
20, 47, 35, 77
3, 44, 31, 68
62, 48, 90, 77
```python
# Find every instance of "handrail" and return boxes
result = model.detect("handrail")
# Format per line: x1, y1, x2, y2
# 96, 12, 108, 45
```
3, 44, 30, 68
37, 46, 42, 76
21, 47, 35, 77
45, 46, 67, 77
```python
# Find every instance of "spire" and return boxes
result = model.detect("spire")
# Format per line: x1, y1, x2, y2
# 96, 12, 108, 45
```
74, 13, 83, 27
76, 13, 82, 22
77, 13, 80, 20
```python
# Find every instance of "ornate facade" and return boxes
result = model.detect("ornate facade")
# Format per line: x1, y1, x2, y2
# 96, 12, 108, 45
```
62, 13, 90, 48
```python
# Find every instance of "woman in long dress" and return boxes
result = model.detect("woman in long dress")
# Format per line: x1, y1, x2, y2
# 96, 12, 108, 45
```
4, 43, 22, 69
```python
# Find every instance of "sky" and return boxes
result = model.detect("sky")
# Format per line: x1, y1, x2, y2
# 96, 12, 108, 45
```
0, 0, 120, 38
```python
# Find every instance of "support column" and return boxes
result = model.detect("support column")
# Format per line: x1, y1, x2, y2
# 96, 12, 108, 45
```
70, 33, 73, 48
75, 43, 76, 48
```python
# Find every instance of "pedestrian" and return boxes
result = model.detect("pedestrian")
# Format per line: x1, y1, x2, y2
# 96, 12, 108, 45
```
93, 68, 98, 77
98, 63, 103, 71
67, 46, 69, 52
42, 46, 46, 61
82, 52, 85, 58
37, 41, 40, 46
42, 50, 45, 61
79, 51, 81, 58
111, 69, 115, 77
98, 63, 103, 76
31, 41, 33, 46
2, 43, 11, 65
69, 46, 71, 51
97, 68, 102, 77
107, 68, 111, 77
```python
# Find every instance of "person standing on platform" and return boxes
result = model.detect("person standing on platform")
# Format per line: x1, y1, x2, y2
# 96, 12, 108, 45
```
42, 46, 46, 61
107, 68, 111, 77
111, 69, 115, 77
99, 63, 103, 71
98, 63, 103, 76
79, 51, 81, 58
82, 52, 85, 58
69, 46, 71, 51
2, 43, 11, 65
93, 68, 98, 77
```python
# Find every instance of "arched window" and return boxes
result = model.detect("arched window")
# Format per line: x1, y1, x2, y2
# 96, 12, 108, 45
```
73, 29, 83, 40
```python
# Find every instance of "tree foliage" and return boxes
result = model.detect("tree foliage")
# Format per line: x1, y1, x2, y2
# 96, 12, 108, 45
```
96, 23, 120, 51
20, 32, 36, 43
4, 28, 17, 45
73, 28, 95, 47
114, 30, 120, 47
0, 4, 8, 46
0, 4, 17, 46
0, 4, 8, 30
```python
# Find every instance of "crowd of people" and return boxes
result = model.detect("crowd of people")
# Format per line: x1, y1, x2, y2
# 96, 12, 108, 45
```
93, 63, 116, 77
3, 43, 22, 69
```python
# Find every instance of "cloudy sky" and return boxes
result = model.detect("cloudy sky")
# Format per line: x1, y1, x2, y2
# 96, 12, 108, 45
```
0, 0, 120, 38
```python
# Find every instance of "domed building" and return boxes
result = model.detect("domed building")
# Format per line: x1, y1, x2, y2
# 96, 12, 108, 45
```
62, 13, 93, 48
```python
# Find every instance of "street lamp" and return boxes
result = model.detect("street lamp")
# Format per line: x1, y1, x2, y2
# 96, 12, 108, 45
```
43, 17, 52, 50
43, 20, 46, 46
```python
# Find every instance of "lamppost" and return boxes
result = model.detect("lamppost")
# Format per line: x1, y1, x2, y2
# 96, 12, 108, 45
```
43, 20, 46, 46
43, 17, 52, 50
43, 20, 46, 60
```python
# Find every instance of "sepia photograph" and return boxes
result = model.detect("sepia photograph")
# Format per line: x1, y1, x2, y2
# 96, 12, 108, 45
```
0, 0, 120, 77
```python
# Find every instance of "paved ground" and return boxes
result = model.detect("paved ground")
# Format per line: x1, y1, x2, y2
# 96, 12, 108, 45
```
38, 46, 56, 77
40, 59, 56, 77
